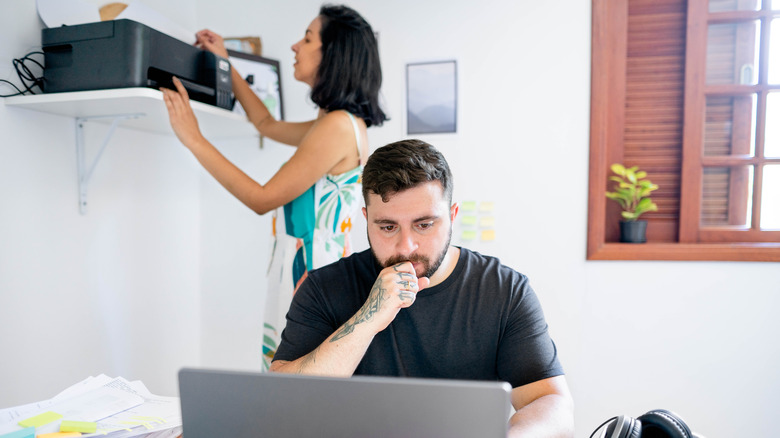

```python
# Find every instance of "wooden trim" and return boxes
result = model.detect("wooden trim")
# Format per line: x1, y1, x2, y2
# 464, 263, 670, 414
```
587, 0, 628, 259
701, 155, 771, 165
679, 0, 708, 243
752, 162, 765, 228
699, 228, 780, 241
729, 95, 753, 225
751, 4, 773, 229
587, 242, 780, 261
705, 84, 780, 94
708, 9, 778, 24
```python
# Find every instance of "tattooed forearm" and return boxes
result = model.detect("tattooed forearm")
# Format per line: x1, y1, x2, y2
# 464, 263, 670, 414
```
297, 345, 320, 374
331, 277, 388, 342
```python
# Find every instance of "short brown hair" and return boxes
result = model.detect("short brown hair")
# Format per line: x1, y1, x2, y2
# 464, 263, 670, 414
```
361, 139, 453, 205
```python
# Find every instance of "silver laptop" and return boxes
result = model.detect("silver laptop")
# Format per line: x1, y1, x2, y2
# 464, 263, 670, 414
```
178, 368, 512, 438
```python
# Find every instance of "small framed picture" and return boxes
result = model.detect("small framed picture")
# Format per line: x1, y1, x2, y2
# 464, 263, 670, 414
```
406, 60, 457, 134
224, 36, 262, 56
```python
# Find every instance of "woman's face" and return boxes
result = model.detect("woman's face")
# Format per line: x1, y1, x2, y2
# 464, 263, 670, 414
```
291, 16, 323, 87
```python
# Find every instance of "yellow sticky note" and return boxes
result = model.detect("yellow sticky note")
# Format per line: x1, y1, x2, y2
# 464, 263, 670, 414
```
479, 202, 495, 212
37, 433, 81, 438
60, 420, 97, 433
461, 215, 477, 226
479, 216, 495, 228
461, 201, 477, 211
481, 229, 496, 241
461, 230, 477, 240
18, 411, 62, 428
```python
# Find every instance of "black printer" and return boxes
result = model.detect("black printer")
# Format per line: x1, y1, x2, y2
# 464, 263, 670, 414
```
41, 19, 234, 110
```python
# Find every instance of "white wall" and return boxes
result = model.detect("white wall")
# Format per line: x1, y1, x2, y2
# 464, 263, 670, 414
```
2, 0, 779, 436
0, 0, 203, 407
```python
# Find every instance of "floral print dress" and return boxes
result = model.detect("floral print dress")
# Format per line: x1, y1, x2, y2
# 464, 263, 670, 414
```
262, 111, 364, 370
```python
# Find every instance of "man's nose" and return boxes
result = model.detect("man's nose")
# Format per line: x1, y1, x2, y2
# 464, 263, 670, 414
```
396, 228, 418, 254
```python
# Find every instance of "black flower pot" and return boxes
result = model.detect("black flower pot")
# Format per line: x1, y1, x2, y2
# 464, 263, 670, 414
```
620, 220, 647, 243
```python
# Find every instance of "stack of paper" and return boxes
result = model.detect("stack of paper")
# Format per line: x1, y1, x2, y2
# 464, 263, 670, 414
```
0, 375, 181, 438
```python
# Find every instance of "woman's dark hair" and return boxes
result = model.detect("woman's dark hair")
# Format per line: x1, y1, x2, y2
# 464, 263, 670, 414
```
362, 139, 453, 205
311, 4, 387, 127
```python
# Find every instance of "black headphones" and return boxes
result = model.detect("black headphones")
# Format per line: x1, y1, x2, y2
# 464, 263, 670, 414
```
589, 409, 697, 438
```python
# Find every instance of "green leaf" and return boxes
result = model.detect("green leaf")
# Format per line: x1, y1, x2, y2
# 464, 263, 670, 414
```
626, 169, 637, 184
611, 163, 626, 175
607, 163, 660, 218
634, 199, 658, 217
615, 188, 633, 199
637, 198, 653, 209
606, 192, 628, 208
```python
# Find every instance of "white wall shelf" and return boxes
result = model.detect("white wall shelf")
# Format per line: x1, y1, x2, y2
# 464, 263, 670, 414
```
3, 87, 258, 213
3, 87, 258, 138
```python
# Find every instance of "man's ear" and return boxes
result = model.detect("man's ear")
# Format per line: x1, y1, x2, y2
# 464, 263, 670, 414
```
362, 207, 367, 219
450, 203, 459, 222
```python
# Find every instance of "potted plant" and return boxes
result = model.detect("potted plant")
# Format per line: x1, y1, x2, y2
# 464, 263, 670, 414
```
605, 163, 659, 243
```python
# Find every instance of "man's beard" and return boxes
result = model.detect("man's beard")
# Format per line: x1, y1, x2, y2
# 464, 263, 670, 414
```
369, 227, 452, 279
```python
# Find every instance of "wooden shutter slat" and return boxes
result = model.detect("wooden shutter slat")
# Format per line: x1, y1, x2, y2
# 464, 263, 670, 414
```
620, 0, 686, 242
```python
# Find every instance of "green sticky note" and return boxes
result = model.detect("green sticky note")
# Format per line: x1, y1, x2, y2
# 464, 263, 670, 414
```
461, 201, 477, 211
0, 427, 36, 438
461, 230, 477, 240
60, 420, 97, 433
18, 411, 62, 428
461, 215, 477, 226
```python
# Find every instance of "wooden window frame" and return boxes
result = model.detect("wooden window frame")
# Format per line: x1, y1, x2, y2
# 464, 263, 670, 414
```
587, 0, 780, 261
680, 1, 780, 243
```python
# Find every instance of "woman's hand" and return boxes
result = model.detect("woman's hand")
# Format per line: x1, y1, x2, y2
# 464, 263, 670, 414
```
161, 77, 206, 150
195, 29, 229, 59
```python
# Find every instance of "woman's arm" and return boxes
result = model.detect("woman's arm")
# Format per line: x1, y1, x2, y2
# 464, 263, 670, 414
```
229, 66, 315, 146
162, 77, 360, 215
196, 29, 314, 146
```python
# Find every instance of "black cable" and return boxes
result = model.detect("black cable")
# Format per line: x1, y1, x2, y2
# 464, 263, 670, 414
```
1, 51, 45, 97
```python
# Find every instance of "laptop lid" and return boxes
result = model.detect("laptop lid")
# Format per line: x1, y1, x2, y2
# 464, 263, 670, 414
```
178, 367, 512, 438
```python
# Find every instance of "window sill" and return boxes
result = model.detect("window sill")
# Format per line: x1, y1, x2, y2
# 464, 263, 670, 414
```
587, 242, 780, 262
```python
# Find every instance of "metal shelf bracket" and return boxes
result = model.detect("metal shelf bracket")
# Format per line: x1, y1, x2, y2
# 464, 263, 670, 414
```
76, 114, 143, 214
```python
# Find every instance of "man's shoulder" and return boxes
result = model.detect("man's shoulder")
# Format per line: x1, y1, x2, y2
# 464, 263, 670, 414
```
453, 247, 533, 298
459, 247, 526, 278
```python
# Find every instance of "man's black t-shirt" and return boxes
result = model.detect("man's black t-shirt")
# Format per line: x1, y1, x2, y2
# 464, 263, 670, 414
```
274, 247, 564, 388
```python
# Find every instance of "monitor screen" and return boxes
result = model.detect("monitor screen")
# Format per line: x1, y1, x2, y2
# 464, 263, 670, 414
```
227, 49, 284, 121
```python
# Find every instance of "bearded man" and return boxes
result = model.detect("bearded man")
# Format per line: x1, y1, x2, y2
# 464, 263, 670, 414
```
270, 139, 574, 437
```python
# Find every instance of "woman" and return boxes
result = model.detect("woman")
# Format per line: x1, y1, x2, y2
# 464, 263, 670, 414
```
162, 5, 386, 369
